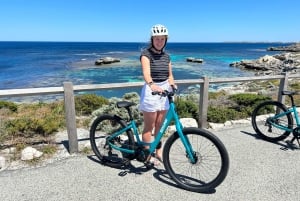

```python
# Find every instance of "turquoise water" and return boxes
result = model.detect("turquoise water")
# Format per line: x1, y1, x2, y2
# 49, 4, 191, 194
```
0, 42, 288, 98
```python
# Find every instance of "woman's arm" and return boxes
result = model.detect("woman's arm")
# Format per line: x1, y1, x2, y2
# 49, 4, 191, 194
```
168, 62, 175, 86
141, 55, 152, 84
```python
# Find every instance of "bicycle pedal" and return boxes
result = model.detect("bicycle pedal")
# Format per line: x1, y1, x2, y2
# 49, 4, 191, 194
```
144, 161, 154, 170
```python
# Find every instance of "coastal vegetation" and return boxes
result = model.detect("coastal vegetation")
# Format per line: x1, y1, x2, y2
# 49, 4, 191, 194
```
1, 80, 299, 148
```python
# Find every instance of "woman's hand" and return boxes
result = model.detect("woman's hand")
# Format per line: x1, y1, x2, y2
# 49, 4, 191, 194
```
171, 84, 177, 90
149, 84, 163, 92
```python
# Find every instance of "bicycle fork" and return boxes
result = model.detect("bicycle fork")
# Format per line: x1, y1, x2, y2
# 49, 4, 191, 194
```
176, 125, 198, 164
170, 104, 198, 164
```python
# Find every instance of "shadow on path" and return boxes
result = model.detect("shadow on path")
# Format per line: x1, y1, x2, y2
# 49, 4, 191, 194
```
240, 130, 299, 151
86, 154, 217, 194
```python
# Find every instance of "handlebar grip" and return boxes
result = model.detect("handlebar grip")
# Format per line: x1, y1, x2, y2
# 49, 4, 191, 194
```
151, 91, 160, 95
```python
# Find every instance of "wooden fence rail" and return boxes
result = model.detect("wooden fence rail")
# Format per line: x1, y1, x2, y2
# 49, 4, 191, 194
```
1, 73, 299, 153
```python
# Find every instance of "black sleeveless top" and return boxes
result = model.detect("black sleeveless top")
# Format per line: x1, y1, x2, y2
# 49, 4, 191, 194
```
140, 48, 170, 82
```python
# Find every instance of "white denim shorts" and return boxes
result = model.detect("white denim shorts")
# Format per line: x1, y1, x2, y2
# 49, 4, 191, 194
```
139, 80, 171, 112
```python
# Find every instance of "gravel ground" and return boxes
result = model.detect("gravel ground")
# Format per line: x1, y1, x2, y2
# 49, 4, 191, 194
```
0, 125, 300, 201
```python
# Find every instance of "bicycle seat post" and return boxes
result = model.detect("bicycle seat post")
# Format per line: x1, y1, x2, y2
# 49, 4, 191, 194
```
289, 94, 295, 107
125, 107, 134, 121
282, 91, 296, 107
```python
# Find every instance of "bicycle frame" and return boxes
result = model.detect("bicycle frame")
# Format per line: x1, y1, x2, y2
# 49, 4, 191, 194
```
107, 100, 197, 163
268, 105, 300, 131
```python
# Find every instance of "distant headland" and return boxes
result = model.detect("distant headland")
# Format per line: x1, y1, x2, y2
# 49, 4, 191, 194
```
230, 43, 300, 75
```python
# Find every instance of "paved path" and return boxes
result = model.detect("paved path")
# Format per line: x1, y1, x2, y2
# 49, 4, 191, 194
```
1, 125, 299, 201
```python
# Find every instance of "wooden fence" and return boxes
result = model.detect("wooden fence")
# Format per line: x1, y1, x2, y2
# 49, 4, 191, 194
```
1, 73, 299, 153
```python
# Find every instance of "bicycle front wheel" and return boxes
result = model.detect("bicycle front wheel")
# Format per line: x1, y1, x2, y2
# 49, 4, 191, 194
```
163, 128, 229, 193
90, 114, 135, 168
251, 101, 293, 142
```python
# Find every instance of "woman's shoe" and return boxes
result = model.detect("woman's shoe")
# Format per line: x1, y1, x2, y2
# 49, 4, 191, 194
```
149, 156, 161, 166
150, 153, 163, 164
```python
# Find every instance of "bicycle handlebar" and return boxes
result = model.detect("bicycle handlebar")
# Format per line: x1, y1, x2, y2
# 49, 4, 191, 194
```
151, 85, 177, 97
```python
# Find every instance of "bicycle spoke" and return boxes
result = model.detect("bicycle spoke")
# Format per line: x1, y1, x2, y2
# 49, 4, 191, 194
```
163, 128, 229, 192
90, 114, 135, 168
252, 101, 292, 142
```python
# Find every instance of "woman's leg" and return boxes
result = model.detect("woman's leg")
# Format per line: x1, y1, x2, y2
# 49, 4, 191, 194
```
142, 111, 161, 165
153, 110, 167, 161
142, 111, 157, 147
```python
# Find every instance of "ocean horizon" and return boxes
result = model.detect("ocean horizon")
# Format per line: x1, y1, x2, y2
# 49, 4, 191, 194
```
0, 41, 290, 100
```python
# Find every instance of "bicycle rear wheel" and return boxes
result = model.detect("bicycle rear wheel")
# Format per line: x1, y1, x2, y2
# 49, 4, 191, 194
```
163, 128, 229, 193
90, 114, 135, 168
251, 101, 293, 142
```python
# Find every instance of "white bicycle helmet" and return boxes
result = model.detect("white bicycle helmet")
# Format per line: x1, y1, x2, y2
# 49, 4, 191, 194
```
151, 24, 168, 37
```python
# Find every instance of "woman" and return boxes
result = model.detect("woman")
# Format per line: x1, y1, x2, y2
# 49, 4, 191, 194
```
139, 24, 176, 165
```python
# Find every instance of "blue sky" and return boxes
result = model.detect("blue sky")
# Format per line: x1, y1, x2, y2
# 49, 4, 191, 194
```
1, 0, 299, 42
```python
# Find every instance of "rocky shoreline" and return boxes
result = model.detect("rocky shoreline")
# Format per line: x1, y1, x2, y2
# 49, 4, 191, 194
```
230, 43, 300, 75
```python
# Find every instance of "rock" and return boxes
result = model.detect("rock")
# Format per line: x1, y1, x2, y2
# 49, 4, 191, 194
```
209, 122, 226, 130
186, 57, 203, 63
230, 43, 300, 75
21, 146, 43, 161
230, 52, 300, 75
267, 43, 300, 52
0, 156, 6, 170
180, 118, 199, 127
95, 59, 104, 65
166, 118, 198, 136
95, 57, 120, 65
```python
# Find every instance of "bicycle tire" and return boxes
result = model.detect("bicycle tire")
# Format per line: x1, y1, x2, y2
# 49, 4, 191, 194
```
89, 114, 135, 168
163, 127, 229, 193
251, 101, 293, 142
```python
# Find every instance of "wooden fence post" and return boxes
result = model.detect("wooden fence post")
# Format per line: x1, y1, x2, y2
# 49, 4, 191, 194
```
63, 82, 78, 153
277, 73, 289, 104
199, 77, 209, 128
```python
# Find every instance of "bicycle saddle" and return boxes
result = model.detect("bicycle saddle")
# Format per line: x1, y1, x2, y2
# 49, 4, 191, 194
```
116, 101, 136, 108
282, 91, 296, 96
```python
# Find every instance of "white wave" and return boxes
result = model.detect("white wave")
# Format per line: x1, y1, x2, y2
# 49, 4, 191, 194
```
248, 49, 266, 52
103, 51, 124, 54
74, 53, 98, 56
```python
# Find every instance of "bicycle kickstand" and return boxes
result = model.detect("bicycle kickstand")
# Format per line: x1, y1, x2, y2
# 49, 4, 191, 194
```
288, 136, 300, 149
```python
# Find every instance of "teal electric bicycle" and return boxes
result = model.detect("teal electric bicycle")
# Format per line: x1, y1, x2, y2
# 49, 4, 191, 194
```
90, 87, 229, 193
252, 90, 300, 146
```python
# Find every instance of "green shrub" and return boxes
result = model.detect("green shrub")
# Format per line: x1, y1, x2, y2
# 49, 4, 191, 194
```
91, 92, 143, 132
290, 82, 300, 90
175, 97, 199, 120
3, 101, 65, 138
206, 93, 272, 123
75, 94, 109, 115
252, 103, 275, 116
290, 79, 300, 104
122, 92, 140, 102
228, 93, 272, 117
229, 93, 271, 106
207, 106, 238, 123
209, 90, 227, 100
0, 100, 18, 112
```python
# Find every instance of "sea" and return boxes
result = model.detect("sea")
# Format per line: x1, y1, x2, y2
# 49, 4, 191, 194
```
0, 41, 290, 101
